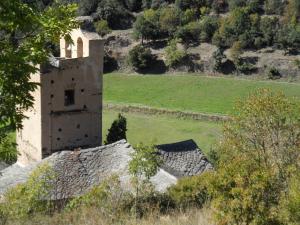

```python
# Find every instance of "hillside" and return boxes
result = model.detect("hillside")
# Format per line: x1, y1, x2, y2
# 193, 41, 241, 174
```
76, 0, 300, 78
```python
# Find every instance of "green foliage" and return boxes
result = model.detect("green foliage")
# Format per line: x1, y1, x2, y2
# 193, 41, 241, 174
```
199, 16, 219, 42
259, 16, 279, 46
180, 8, 198, 25
94, 20, 111, 37
159, 6, 181, 35
276, 25, 300, 54
207, 89, 300, 225
0, 0, 78, 135
0, 164, 55, 221
128, 44, 156, 71
133, 9, 163, 41
165, 39, 187, 68
129, 143, 161, 180
95, 0, 133, 29
212, 48, 226, 72
264, 0, 285, 15
0, 131, 17, 164
280, 172, 300, 224
267, 67, 282, 80
176, 21, 201, 46
105, 113, 127, 145
66, 175, 132, 222
168, 172, 211, 208
212, 7, 251, 48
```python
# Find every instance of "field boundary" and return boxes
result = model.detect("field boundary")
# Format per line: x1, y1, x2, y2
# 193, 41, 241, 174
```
104, 103, 230, 122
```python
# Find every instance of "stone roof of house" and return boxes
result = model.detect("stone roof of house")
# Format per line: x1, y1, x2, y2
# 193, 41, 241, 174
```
156, 140, 213, 178
0, 140, 212, 200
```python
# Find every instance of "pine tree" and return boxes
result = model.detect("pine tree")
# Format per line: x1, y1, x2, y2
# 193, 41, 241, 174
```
105, 114, 127, 144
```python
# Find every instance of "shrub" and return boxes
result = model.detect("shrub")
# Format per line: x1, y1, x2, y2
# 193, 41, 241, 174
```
276, 25, 300, 54
128, 45, 156, 71
176, 21, 201, 46
279, 172, 300, 224
267, 67, 281, 79
1, 164, 55, 221
105, 113, 127, 144
168, 172, 211, 208
207, 89, 300, 225
159, 6, 181, 36
94, 20, 111, 37
165, 38, 187, 68
264, 0, 285, 15
133, 9, 164, 42
0, 132, 17, 164
212, 47, 226, 72
180, 8, 198, 25
260, 16, 279, 47
199, 16, 219, 42
94, 0, 133, 29
212, 7, 252, 48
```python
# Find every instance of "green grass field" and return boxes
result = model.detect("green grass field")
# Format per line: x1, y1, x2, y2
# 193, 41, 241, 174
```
104, 73, 300, 115
102, 109, 222, 154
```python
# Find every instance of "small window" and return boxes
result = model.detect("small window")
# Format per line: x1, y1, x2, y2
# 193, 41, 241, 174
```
64, 89, 75, 106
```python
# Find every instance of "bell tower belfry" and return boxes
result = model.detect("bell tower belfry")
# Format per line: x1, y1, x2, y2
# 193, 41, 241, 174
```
17, 29, 104, 165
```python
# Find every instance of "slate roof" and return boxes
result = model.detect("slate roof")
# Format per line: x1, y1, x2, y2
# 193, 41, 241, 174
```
0, 140, 212, 200
156, 140, 213, 178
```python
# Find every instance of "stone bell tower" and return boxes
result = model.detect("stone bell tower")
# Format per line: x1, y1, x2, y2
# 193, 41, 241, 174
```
17, 28, 104, 165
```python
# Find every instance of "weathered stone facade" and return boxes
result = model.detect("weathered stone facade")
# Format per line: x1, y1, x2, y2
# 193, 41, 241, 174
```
17, 29, 104, 165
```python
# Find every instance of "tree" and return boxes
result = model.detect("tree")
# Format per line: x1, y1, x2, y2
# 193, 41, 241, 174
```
264, 0, 285, 15
207, 89, 300, 225
0, 0, 77, 145
276, 25, 300, 54
128, 44, 156, 71
212, 47, 226, 72
95, 0, 133, 29
105, 114, 127, 145
128, 143, 161, 218
159, 6, 180, 36
94, 20, 111, 37
176, 21, 201, 46
165, 38, 187, 68
133, 9, 163, 42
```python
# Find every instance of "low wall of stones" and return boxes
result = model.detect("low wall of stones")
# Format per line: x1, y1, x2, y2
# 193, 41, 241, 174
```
104, 103, 230, 122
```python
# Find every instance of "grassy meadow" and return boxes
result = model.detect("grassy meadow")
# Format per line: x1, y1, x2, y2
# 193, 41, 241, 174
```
104, 73, 300, 115
102, 109, 222, 154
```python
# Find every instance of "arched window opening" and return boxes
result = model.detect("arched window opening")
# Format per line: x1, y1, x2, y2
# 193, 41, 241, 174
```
77, 38, 83, 58
65, 39, 72, 58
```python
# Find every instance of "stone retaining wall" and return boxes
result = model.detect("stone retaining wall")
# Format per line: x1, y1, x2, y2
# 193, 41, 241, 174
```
104, 103, 230, 122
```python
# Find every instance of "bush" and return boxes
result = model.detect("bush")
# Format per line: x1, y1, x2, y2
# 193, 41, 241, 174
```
128, 45, 156, 71
168, 172, 211, 208
212, 47, 226, 72
0, 132, 17, 164
264, 0, 285, 15
159, 6, 181, 36
176, 21, 201, 46
105, 113, 127, 144
199, 16, 219, 42
133, 9, 164, 41
207, 89, 300, 225
94, 20, 111, 37
212, 7, 252, 48
0, 164, 55, 221
94, 0, 133, 29
165, 39, 187, 68
276, 25, 300, 54
267, 67, 282, 80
